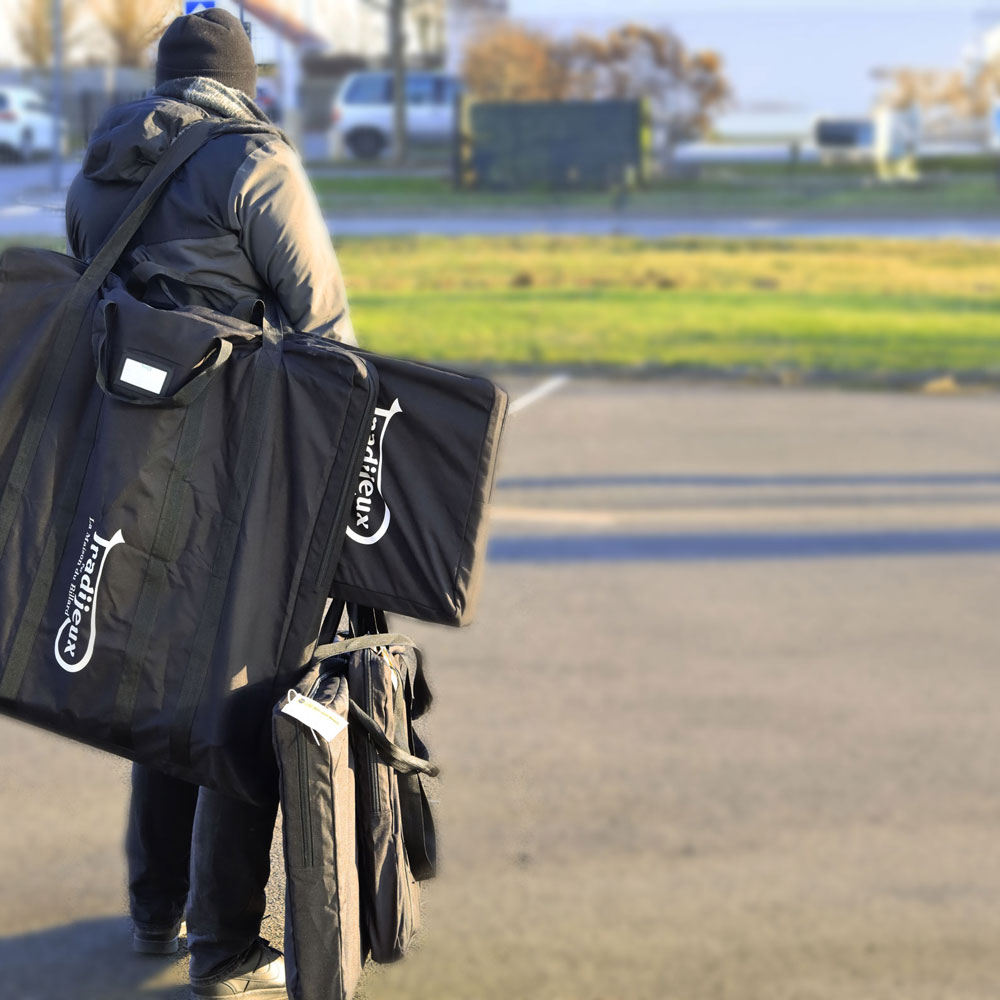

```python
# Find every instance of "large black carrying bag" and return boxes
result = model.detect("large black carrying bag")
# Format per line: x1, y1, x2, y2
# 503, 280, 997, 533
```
0, 120, 378, 805
330, 351, 507, 626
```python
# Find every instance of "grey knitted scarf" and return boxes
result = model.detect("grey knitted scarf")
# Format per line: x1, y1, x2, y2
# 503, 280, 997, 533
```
153, 76, 291, 145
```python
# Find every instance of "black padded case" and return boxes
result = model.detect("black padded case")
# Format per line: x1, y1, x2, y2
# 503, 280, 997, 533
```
330, 352, 507, 626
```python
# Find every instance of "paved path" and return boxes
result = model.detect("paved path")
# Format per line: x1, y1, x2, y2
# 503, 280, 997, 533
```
325, 214, 1000, 240
5, 159, 1000, 242
13, 204, 1000, 242
0, 159, 75, 240
4, 381, 1000, 999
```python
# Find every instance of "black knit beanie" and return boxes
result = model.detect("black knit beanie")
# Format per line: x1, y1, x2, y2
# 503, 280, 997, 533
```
156, 9, 258, 99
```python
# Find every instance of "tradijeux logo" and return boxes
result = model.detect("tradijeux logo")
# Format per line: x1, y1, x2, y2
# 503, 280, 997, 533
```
54, 519, 125, 673
347, 399, 402, 546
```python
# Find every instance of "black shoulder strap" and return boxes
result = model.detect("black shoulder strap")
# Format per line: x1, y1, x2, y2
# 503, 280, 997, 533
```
78, 118, 224, 297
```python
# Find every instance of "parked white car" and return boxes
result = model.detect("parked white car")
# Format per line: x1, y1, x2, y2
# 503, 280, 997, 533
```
330, 71, 462, 160
0, 86, 61, 161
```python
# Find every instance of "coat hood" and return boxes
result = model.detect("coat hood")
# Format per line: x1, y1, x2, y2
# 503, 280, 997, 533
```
80, 96, 211, 184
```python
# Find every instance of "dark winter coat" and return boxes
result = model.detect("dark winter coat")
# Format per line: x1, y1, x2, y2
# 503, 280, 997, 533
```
66, 93, 355, 343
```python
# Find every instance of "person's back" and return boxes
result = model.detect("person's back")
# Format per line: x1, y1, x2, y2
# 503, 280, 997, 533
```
67, 20, 354, 343
65, 10, 347, 998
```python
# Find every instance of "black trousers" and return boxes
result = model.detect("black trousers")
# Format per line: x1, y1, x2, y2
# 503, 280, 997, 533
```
125, 764, 279, 984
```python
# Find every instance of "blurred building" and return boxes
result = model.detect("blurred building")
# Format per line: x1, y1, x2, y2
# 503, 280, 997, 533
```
194, 0, 447, 135
712, 103, 816, 145
204, 0, 327, 137
445, 0, 508, 74
973, 20, 1000, 149
275, 0, 446, 64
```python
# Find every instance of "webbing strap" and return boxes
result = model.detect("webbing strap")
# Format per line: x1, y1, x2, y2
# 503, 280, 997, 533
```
110, 390, 210, 748
400, 771, 437, 881
317, 599, 346, 646
347, 699, 439, 778
393, 671, 437, 880
168, 332, 281, 766
0, 121, 224, 697
313, 632, 417, 662
78, 120, 225, 299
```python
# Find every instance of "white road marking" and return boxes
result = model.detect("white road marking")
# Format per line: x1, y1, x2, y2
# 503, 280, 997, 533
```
492, 506, 619, 527
491, 503, 1000, 530
509, 374, 570, 415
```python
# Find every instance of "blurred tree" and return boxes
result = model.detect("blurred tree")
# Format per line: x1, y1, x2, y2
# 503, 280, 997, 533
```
15, 0, 83, 67
565, 25, 729, 146
462, 24, 571, 101
960, 60, 1000, 119
875, 64, 1000, 124
94, 0, 176, 67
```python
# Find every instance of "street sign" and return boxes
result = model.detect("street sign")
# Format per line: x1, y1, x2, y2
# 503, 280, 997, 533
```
184, 1, 216, 12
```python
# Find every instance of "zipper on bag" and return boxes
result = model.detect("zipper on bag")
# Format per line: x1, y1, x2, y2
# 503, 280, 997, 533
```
367, 653, 384, 812
295, 724, 315, 866
292, 673, 334, 867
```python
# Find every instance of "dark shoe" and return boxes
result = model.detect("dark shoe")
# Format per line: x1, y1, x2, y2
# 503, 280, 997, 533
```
133, 919, 186, 956
190, 939, 286, 999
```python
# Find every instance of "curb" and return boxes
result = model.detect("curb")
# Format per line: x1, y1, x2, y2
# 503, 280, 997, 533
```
440, 362, 1000, 394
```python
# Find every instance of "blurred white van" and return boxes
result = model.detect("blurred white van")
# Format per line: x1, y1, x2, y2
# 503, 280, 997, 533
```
0, 86, 62, 161
330, 71, 462, 160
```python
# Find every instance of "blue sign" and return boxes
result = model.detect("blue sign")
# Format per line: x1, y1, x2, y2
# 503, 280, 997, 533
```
184, 1, 216, 12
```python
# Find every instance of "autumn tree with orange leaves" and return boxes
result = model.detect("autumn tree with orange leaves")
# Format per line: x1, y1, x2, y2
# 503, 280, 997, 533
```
14, 0, 85, 67
462, 24, 572, 102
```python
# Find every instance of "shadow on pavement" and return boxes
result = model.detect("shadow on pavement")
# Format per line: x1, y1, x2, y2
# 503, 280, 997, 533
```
0, 916, 189, 1000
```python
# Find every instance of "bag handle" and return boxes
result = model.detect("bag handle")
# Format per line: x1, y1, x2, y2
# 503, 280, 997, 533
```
312, 631, 417, 662
126, 259, 213, 303
347, 699, 440, 778
315, 614, 433, 720
92, 294, 286, 408
124, 261, 267, 327
93, 314, 234, 408
78, 119, 222, 297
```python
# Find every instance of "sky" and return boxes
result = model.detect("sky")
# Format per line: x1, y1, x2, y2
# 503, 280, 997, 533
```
0, 1, 996, 116
516, 0, 988, 12
512, 2, 997, 114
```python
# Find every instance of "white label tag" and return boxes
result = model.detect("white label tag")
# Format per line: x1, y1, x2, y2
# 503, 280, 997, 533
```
120, 357, 168, 394
281, 691, 348, 743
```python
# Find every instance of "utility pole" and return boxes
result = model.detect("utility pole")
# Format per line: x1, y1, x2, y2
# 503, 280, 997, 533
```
51, 0, 63, 191
389, 0, 407, 164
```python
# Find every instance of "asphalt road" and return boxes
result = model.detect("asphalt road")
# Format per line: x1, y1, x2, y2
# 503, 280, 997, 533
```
7, 159, 1000, 242
3, 380, 1000, 999
326, 215, 1000, 241
12, 199, 1000, 242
